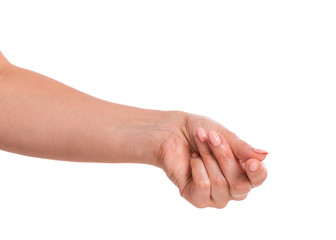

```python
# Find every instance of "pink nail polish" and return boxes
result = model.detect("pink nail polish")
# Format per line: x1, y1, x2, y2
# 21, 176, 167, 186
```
196, 127, 207, 142
208, 131, 221, 146
252, 148, 268, 154
249, 162, 259, 172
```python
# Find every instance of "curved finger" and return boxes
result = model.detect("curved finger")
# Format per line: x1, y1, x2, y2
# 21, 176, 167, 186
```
244, 159, 268, 187
207, 130, 252, 198
195, 128, 230, 208
221, 129, 268, 162
189, 153, 214, 208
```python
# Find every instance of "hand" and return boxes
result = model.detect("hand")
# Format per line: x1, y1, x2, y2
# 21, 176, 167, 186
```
154, 111, 268, 208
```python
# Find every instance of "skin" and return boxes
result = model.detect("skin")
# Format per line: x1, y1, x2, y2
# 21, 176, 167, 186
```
0, 51, 268, 208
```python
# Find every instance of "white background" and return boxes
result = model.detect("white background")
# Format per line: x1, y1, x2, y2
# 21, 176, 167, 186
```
1, 0, 335, 239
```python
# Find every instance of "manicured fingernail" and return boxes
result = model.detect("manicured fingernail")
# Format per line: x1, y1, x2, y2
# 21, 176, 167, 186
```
192, 152, 199, 158
208, 131, 221, 146
196, 127, 207, 142
252, 148, 268, 154
249, 162, 259, 172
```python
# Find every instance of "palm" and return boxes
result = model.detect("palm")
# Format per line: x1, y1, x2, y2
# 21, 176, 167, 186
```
158, 113, 224, 194
160, 134, 193, 194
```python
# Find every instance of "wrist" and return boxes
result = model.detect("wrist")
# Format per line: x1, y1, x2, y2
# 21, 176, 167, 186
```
126, 107, 169, 167
106, 104, 169, 166
113, 107, 188, 167
146, 110, 189, 167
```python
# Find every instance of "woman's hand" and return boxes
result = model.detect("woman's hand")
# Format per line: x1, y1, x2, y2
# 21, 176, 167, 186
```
153, 111, 268, 208
0, 51, 267, 209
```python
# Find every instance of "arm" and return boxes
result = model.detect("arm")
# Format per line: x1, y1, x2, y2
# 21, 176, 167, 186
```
0, 52, 166, 166
0, 51, 268, 208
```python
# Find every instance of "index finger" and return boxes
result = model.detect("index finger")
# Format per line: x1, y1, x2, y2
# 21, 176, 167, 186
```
220, 129, 268, 162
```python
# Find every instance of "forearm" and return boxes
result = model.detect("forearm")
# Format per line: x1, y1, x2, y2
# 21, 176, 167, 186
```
0, 61, 168, 166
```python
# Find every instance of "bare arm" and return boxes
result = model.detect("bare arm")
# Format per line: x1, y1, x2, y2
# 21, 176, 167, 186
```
0, 51, 268, 208
0, 52, 166, 166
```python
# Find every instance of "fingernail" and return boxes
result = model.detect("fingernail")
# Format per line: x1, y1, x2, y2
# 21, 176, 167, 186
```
208, 131, 221, 146
196, 127, 207, 142
249, 162, 259, 172
252, 148, 268, 154
192, 152, 199, 158
232, 193, 248, 198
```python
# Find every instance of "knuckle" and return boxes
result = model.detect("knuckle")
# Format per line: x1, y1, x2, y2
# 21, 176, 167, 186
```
231, 180, 251, 196
215, 201, 228, 209
217, 148, 232, 161
201, 150, 214, 160
193, 202, 209, 209
212, 175, 227, 188
195, 180, 211, 190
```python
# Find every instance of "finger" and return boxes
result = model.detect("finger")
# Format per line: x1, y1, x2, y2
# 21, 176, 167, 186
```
195, 128, 230, 208
221, 129, 268, 162
231, 193, 248, 201
189, 153, 214, 208
244, 158, 268, 187
207, 130, 252, 198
